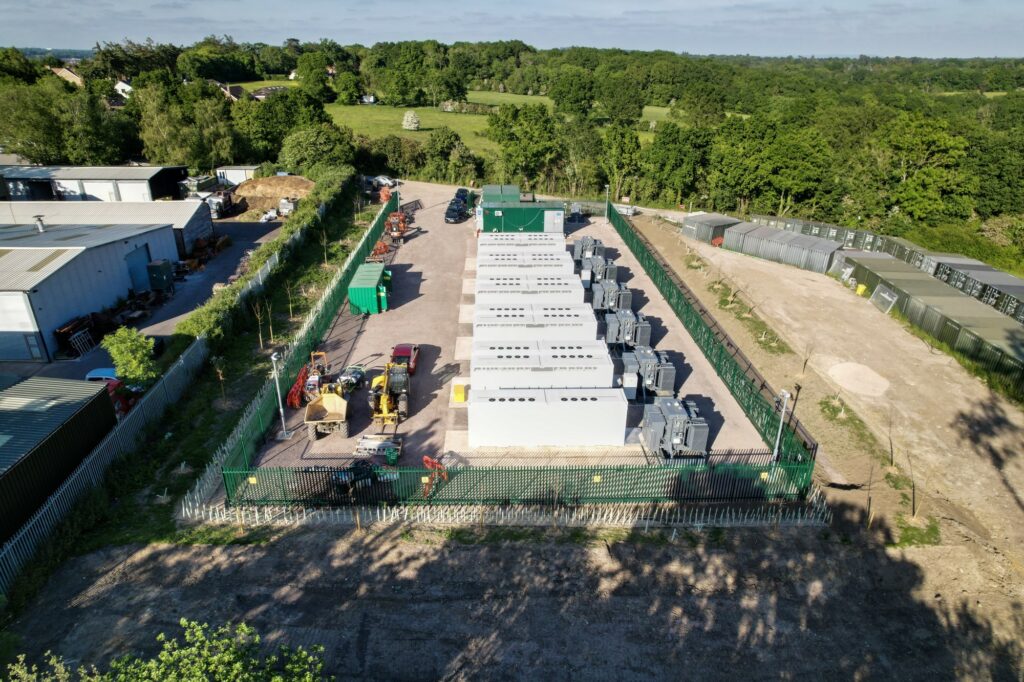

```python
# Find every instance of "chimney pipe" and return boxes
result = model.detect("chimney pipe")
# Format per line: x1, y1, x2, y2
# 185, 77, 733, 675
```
34, 215, 45, 233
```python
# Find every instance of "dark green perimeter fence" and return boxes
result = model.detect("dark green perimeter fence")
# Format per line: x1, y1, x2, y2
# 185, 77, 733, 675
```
217, 192, 399, 473
217, 198, 818, 509
606, 202, 817, 464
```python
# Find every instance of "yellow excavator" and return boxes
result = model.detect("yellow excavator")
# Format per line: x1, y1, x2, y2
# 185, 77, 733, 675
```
368, 362, 410, 426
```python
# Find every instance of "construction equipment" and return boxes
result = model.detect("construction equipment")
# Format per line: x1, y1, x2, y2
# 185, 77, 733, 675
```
336, 365, 367, 393
386, 211, 413, 244
641, 397, 709, 458
422, 455, 448, 498
304, 391, 349, 440
365, 239, 390, 263
302, 352, 331, 403
368, 363, 411, 426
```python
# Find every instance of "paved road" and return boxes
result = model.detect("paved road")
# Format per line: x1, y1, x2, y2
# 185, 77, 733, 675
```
0, 220, 281, 383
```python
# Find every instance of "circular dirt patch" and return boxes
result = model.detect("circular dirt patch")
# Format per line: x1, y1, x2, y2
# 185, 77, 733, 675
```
827, 362, 890, 397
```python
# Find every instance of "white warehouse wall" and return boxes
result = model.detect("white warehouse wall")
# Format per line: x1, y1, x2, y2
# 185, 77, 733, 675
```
28, 226, 178, 357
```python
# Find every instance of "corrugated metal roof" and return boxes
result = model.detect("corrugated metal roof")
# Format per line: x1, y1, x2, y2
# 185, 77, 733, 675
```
0, 165, 185, 181
0, 222, 170, 249
0, 247, 82, 290
216, 165, 259, 171
0, 377, 107, 475
0, 201, 206, 232
687, 212, 739, 228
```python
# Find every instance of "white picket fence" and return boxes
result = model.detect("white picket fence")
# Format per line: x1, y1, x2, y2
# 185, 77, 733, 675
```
0, 202, 331, 596
180, 198, 393, 512
179, 486, 833, 530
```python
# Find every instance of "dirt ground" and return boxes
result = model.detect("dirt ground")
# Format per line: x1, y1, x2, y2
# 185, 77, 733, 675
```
631, 214, 1024, 639
9, 520, 1022, 679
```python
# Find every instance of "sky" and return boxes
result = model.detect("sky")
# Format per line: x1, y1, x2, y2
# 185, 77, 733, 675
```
0, 0, 1022, 58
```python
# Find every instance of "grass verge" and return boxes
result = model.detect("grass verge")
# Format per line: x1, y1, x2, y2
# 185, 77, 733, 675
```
708, 279, 792, 354
0, 185, 370, 637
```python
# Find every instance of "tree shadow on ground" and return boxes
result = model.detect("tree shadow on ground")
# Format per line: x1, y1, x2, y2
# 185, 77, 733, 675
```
953, 390, 1024, 515
9, 501, 1023, 680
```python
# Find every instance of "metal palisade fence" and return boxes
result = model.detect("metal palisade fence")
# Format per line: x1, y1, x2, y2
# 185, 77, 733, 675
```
0, 339, 207, 595
605, 202, 818, 463
0, 198, 334, 596
182, 192, 400, 509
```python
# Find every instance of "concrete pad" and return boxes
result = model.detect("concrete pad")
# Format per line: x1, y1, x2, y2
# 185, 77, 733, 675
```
454, 336, 473, 361
458, 304, 475, 324
461, 278, 476, 295
464, 257, 476, 272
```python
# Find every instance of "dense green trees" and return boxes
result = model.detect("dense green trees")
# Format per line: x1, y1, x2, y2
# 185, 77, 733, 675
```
134, 80, 236, 171
278, 122, 355, 174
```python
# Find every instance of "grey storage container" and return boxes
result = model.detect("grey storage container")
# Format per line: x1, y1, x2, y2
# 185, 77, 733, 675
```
722, 222, 760, 251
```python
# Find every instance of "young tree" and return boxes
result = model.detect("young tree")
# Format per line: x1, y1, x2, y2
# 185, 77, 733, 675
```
101, 327, 158, 387
402, 110, 420, 131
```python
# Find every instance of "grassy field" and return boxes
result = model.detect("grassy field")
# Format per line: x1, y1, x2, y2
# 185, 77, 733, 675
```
325, 103, 498, 156
237, 79, 297, 92
467, 90, 553, 107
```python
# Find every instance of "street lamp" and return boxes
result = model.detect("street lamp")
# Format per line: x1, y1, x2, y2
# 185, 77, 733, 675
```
604, 184, 610, 219
772, 389, 791, 461
270, 351, 289, 439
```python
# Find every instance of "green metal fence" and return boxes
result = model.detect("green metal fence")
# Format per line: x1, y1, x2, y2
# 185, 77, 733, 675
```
224, 461, 814, 506
605, 203, 816, 464
218, 192, 399, 473
216, 197, 819, 509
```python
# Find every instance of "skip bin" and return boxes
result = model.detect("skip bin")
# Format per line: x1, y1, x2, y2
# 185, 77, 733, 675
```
349, 262, 387, 314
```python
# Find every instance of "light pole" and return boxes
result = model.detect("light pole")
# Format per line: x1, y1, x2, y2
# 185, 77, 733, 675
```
270, 351, 289, 439
604, 184, 610, 219
772, 389, 791, 461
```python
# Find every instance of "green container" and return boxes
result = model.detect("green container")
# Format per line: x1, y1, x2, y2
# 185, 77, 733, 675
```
349, 262, 386, 314
480, 201, 563, 232
147, 259, 174, 292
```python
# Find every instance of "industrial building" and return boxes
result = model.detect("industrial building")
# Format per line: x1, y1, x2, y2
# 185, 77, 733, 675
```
0, 165, 187, 202
0, 221, 178, 361
0, 377, 116, 543
215, 165, 259, 186
477, 184, 565, 233
0, 200, 213, 258
468, 388, 628, 447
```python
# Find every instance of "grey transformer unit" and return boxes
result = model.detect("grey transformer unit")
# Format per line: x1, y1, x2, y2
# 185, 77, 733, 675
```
579, 256, 618, 289
604, 310, 652, 347
572, 236, 605, 262
619, 345, 675, 398
641, 397, 710, 458
592, 280, 632, 312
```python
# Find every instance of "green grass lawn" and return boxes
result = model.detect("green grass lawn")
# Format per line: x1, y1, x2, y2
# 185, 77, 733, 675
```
467, 90, 553, 107
237, 79, 297, 92
325, 103, 498, 156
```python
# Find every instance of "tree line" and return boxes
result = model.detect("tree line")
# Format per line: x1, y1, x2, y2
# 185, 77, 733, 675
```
1, 38, 1023, 262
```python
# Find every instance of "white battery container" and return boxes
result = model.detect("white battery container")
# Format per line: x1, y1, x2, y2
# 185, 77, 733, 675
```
468, 388, 627, 447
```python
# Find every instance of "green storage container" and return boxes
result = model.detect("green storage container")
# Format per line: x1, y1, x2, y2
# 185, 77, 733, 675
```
349, 262, 387, 314
147, 259, 174, 292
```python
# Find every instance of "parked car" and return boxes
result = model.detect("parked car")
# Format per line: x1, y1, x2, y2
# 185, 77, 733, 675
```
374, 175, 398, 188
444, 204, 465, 223
455, 188, 469, 202
390, 343, 420, 374
85, 367, 118, 383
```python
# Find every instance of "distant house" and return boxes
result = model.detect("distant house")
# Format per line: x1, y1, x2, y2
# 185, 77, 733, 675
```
360, 95, 377, 105
209, 81, 251, 102
114, 80, 133, 98
288, 69, 297, 80
251, 86, 288, 101
49, 66, 83, 87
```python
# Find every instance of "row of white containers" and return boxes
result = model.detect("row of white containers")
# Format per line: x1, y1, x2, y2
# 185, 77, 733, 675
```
468, 233, 626, 447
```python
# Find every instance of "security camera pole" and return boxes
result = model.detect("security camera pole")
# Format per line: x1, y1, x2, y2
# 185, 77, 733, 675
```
270, 351, 290, 439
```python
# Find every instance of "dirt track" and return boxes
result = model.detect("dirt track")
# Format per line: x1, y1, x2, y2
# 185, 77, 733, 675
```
10, 522, 1022, 680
